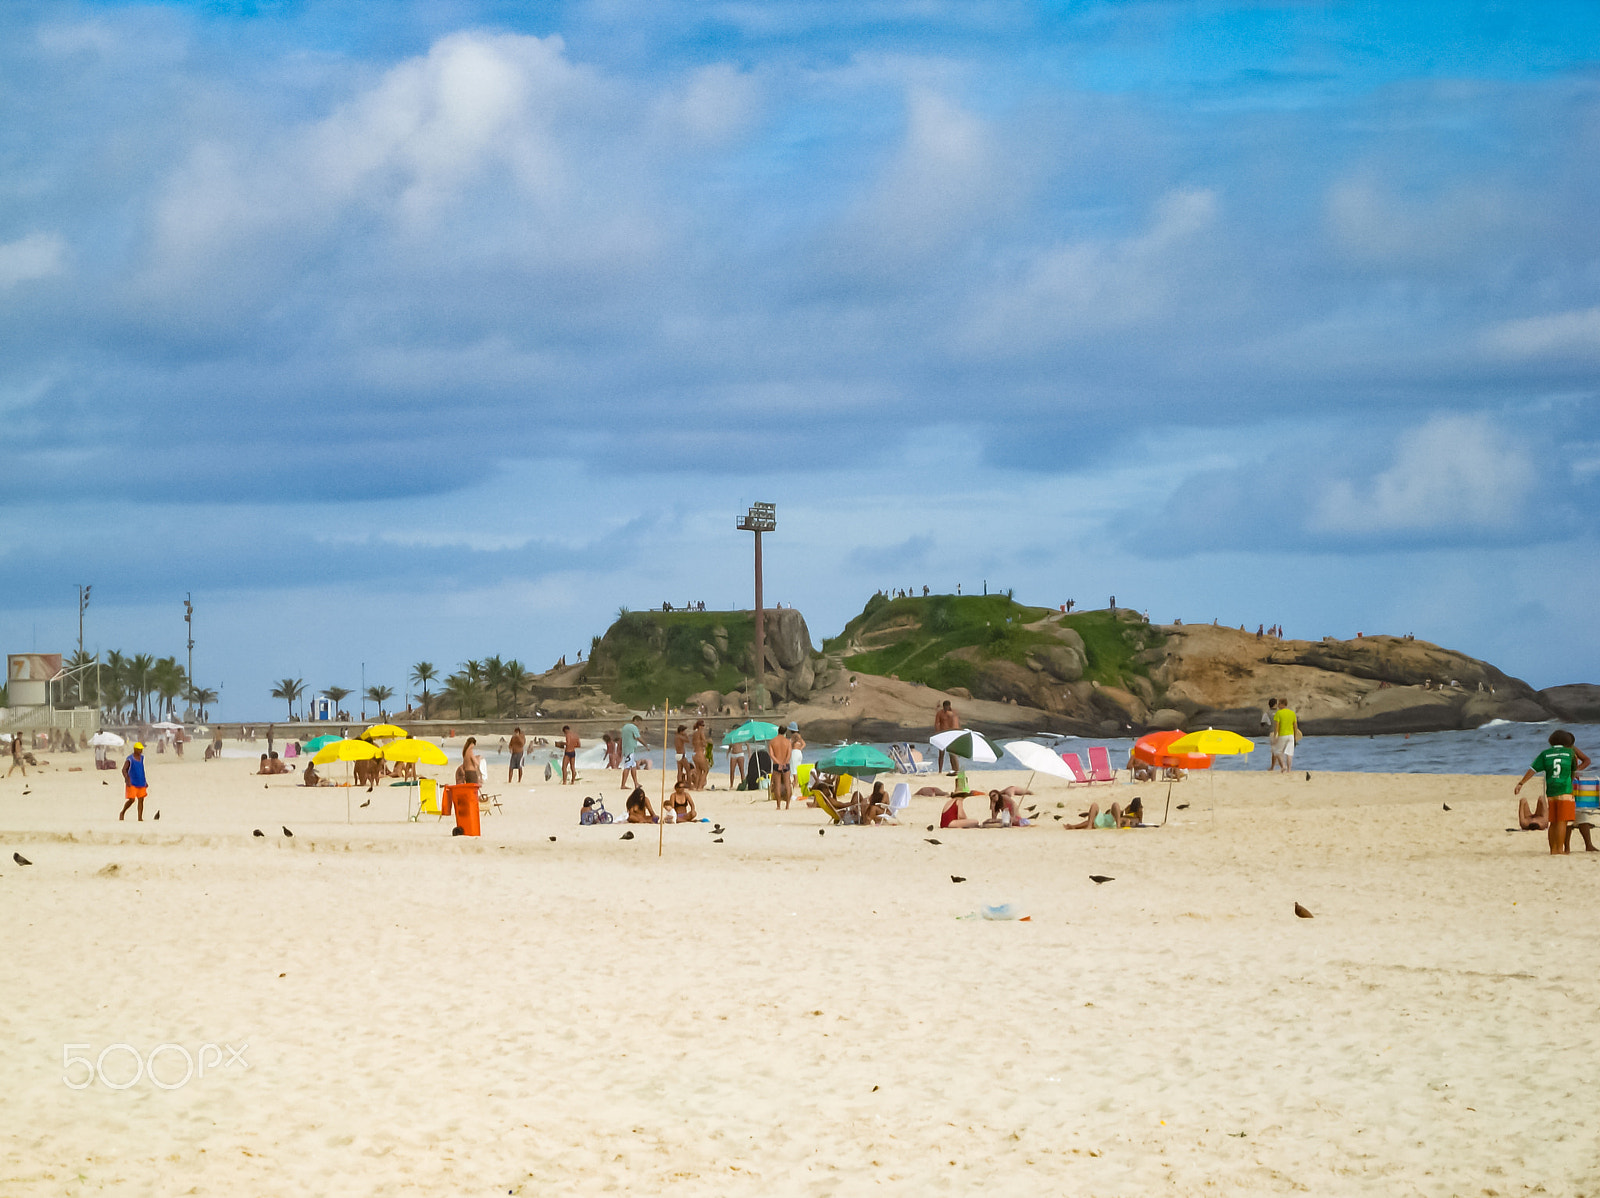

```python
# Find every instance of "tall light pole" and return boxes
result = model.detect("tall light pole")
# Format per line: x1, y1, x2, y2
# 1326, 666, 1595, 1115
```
77, 584, 92, 659
183, 594, 194, 709
736, 502, 776, 710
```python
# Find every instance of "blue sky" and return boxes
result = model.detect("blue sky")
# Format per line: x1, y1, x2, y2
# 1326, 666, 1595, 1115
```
2, 1, 1597, 716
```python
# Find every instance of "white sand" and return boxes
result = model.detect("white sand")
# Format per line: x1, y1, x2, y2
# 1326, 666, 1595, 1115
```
2, 753, 1597, 1195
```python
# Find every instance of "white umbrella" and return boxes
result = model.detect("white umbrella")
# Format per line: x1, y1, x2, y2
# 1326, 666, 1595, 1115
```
89, 731, 125, 747
1003, 739, 1078, 785
930, 728, 1002, 763
151, 722, 183, 731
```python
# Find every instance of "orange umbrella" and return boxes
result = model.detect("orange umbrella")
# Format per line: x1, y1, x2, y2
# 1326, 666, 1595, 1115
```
1132, 729, 1213, 771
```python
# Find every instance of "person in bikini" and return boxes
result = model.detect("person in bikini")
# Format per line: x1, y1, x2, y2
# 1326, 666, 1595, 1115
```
984, 790, 1031, 827
1063, 797, 1142, 829
460, 737, 482, 785
690, 721, 708, 789
665, 781, 697, 823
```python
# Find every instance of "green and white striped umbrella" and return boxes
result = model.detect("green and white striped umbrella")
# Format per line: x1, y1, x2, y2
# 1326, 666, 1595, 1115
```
929, 729, 1002, 763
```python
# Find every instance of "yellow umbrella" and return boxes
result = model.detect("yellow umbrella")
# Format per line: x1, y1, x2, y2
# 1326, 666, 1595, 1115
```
1163, 728, 1255, 824
314, 738, 381, 764
361, 724, 409, 742
1165, 729, 1256, 756
381, 739, 448, 766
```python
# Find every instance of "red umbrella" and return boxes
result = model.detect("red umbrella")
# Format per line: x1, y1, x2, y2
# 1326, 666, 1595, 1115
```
1132, 729, 1213, 771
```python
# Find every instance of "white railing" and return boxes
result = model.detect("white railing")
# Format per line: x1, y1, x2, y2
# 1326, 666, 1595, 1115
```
0, 707, 101, 733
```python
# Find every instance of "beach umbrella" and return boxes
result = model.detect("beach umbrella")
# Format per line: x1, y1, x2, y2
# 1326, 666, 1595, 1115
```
721, 720, 780, 746
1165, 729, 1255, 757
380, 739, 449, 766
1163, 729, 1255, 824
1132, 730, 1214, 771
814, 744, 898, 776
361, 724, 409, 742
1003, 739, 1078, 790
89, 731, 125, 747
313, 738, 381, 764
151, 721, 183, 731
930, 729, 1002, 764
303, 733, 343, 753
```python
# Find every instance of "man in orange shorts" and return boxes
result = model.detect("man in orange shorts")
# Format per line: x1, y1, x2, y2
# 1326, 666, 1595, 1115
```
119, 742, 150, 821
1516, 730, 1591, 856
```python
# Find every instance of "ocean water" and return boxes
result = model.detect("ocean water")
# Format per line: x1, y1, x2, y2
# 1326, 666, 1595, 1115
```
481, 721, 1599, 779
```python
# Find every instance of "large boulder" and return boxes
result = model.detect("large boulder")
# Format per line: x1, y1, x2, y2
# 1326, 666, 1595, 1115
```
1540, 684, 1600, 722
786, 658, 815, 700
765, 608, 813, 671
1031, 645, 1085, 682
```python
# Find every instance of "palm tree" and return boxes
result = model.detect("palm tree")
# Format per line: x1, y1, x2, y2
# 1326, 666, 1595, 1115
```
102, 650, 129, 720
443, 669, 482, 719
409, 662, 436, 718
130, 653, 156, 722
152, 657, 186, 720
502, 658, 526, 717
270, 677, 305, 720
187, 686, 218, 721
364, 685, 395, 720
323, 686, 351, 718
483, 655, 507, 716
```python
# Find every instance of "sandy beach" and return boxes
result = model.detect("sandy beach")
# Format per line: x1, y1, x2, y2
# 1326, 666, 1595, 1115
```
2, 753, 1597, 1195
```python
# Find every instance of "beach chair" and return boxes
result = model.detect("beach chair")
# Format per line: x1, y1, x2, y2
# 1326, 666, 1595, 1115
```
887, 743, 915, 773
479, 787, 504, 816
1060, 753, 1092, 784
888, 782, 911, 820
1087, 746, 1118, 784
906, 747, 936, 774
796, 762, 815, 796
417, 778, 443, 819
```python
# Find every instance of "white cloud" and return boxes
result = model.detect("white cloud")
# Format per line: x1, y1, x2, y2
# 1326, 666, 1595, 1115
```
959, 187, 1217, 352
651, 63, 762, 147
1483, 306, 1600, 359
0, 232, 66, 289
1326, 178, 1511, 270
1309, 414, 1533, 535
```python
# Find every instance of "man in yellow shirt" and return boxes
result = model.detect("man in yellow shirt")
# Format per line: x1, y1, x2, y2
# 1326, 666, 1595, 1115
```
1271, 699, 1298, 772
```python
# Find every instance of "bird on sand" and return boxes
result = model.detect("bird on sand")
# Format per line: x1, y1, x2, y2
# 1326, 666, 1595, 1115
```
548, 836, 557, 842
359, 799, 370, 808
282, 826, 293, 837
950, 875, 966, 883
925, 838, 941, 845
13, 852, 32, 866
152, 811, 160, 820
1442, 803, 1451, 811
713, 837, 724, 843
1089, 875, 1114, 884
252, 829, 264, 837
620, 830, 634, 840
1294, 902, 1314, 919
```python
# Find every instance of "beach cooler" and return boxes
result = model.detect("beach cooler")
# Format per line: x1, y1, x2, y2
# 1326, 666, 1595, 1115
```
445, 784, 481, 836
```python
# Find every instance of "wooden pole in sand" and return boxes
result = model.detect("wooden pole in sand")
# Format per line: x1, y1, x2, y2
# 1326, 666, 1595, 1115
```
659, 703, 668, 858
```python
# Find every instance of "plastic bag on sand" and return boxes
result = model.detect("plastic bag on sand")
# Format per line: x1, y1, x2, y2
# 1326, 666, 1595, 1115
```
958, 903, 1030, 921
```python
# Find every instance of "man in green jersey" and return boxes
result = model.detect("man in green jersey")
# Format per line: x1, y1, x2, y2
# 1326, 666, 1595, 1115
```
1515, 729, 1591, 856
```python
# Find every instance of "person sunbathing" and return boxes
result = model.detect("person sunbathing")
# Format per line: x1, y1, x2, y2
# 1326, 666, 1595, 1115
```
846, 781, 896, 825
303, 761, 325, 787
1063, 797, 1143, 829
665, 782, 697, 823
1518, 794, 1550, 830
939, 793, 983, 829
625, 787, 657, 824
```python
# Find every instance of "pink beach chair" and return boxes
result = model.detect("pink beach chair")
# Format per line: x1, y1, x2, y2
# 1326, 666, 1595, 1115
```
1087, 745, 1117, 784
1060, 752, 1091, 784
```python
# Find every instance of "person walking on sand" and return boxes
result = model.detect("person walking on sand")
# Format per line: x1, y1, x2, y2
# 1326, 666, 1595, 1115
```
1516, 730, 1591, 856
768, 726, 794, 808
7, 732, 25, 777
1270, 699, 1298, 772
1262, 698, 1280, 769
507, 726, 526, 784
560, 725, 579, 785
620, 716, 644, 791
934, 699, 960, 773
119, 742, 149, 821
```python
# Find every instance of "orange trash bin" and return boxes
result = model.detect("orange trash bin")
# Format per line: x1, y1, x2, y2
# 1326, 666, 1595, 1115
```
447, 784, 480, 836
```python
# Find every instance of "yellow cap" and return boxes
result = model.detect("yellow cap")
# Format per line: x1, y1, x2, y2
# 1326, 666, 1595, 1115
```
133, 742, 144, 751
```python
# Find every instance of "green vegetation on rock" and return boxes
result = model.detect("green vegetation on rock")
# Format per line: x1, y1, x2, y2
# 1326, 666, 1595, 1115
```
824, 594, 1163, 692
586, 610, 756, 708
